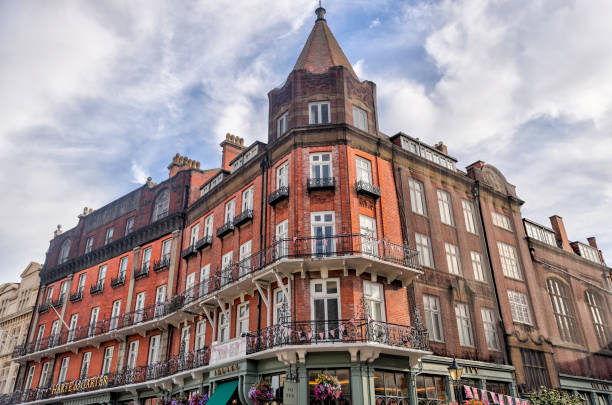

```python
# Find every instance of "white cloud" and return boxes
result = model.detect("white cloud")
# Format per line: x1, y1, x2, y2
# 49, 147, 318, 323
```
369, 18, 381, 28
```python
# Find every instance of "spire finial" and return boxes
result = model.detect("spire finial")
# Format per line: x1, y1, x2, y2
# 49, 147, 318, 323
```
315, 1, 326, 21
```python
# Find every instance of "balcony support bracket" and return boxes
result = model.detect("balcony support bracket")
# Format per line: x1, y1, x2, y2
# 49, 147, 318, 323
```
216, 297, 230, 320
360, 348, 381, 363
254, 281, 270, 308
348, 348, 359, 362
356, 263, 372, 277
273, 271, 290, 303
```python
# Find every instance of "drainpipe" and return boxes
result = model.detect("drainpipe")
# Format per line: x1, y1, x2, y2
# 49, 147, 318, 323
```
257, 156, 269, 333
472, 181, 513, 365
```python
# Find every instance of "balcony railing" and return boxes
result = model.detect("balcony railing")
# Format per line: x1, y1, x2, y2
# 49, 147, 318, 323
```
110, 273, 126, 288
134, 264, 150, 280
307, 177, 335, 190
233, 209, 254, 227
268, 186, 289, 205
216, 221, 234, 238
16, 234, 419, 360
181, 244, 197, 259
69, 291, 83, 302
246, 318, 429, 354
89, 282, 104, 295
195, 235, 213, 251
1, 347, 210, 404
356, 180, 381, 198
153, 255, 171, 272
51, 296, 64, 308
37, 302, 50, 314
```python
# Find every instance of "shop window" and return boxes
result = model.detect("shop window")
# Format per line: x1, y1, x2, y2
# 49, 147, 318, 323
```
416, 374, 447, 404
520, 349, 549, 393
374, 370, 409, 404
261, 373, 286, 404
485, 381, 510, 396
308, 368, 351, 404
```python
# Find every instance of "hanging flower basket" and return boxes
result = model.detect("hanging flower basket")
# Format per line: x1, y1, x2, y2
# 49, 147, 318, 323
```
189, 393, 209, 405
248, 381, 275, 404
313, 373, 342, 403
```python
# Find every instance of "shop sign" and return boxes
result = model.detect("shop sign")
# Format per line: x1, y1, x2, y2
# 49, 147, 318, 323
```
283, 381, 297, 405
461, 385, 530, 405
591, 382, 611, 392
210, 337, 246, 366
212, 363, 239, 377
50, 375, 109, 395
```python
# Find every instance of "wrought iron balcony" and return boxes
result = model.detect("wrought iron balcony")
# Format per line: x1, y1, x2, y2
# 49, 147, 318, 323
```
37, 302, 50, 314
2, 347, 210, 404
69, 290, 83, 302
269, 185, 289, 205
89, 282, 104, 295
246, 318, 429, 354
233, 209, 254, 227
195, 235, 213, 250
110, 273, 126, 288
356, 180, 381, 199
134, 264, 150, 280
153, 255, 171, 272
181, 244, 198, 259
307, 176, 335, 191
51, 296, 64, 308
216, 221, 235, 238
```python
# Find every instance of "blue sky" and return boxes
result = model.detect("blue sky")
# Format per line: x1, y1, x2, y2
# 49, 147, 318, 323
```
1, 0, 611, 283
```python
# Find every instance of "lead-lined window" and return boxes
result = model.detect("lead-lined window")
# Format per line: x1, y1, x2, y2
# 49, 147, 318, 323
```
547, 278, 581, 344
437, 190, 454, 226
352, 105, 368, 131
454, 302, 474, 346
415, 233, 434, 268
498, 242, 522, 279
481, 308, 500, 350
521, 349, 549, 392
445, 243, 462, 275
586, 291, 610, 348
492, 211, 512, 231
471, 251, 485, 282
309, 101, 330, 124
409, 178, 427, 216
423, 294, 444, 342
277, 111, 288, 138
508, 290, 532, 325
462, 199, 478, 234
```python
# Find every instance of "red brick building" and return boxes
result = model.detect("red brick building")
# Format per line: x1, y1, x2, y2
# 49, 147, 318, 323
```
5, 5, 612, 405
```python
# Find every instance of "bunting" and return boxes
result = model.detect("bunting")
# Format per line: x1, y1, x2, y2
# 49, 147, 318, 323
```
459, 385, 529, 405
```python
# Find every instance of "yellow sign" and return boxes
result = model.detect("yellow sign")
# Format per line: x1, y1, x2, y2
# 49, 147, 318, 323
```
51, 375, 109, 395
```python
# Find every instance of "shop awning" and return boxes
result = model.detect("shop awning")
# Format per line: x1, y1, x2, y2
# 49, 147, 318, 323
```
207, 380, 239, 405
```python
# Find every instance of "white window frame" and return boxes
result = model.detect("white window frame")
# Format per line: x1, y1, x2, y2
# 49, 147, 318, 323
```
200, 264, 210, 297
359, 215, 378, 256
148, 335, 161, 365
204, 214, 214, 238
80, 351, 92, 378
88, 307, 99, 337
424, 295, 444, 342
196, 320, 207, 350
462, 200, 478, 234
190, 224, 200, 246
185, 273, 196, 301
125, 217, 135, 235
471, 251, 485, 282
310, 278, 341, 339
237, 302, 250, 336
85, 236, 94, 254
97, 265, 107, 289
35, 324, 45, 351
102, 346, 114, 374
68, 314, 78, 342
58, 357, 70, 383
363, 281, 385, 322
309, 101, 330, 124
310, 153, 332, 180
311, 212, 335, 256
273, 285, 291, 324
242, 186, 254, 212
224, 199, 236, 223
498, 242, 522, 280
409, 178, 427, 216
481, 308, 501, 351
454, 302, 474, 347
110, 300, 121, 330
142, 247, 152, 271
104, 227, 114, 245
276, 162, 289, 189
45, 286, 54, 304
445, 243, 462, 275
508, 290, 532, 325
40, 362, 50, 387
352, 105, 368, 131
161, 238, 172, 261
127, 340, 139, 369
239, 241, 252, 277
77, 274, 86, 294
155, 285, 166, 317
415, 233, 434, 268
492, 212, 512, 231
355, 157, 372, 184
275, 220, 289, 259
24, 366, 35, 391
119, 257, 128, 278
218, 311, 230, 343
277, 111, 289, 138
134, 292, 146, 323
437, 190, 454, 226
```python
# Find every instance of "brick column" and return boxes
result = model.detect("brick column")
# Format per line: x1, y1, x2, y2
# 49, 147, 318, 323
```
166, 230, 181, 299
58, 275, 73, 331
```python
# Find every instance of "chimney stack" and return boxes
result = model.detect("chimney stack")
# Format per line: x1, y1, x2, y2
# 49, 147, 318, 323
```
549, 215, 572, 252
220, 133, 245, 172
434, 141, 448, 155
168, 153, 201, 178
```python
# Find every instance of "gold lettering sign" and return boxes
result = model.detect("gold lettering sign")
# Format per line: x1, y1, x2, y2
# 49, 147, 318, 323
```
50, 375, 109, 395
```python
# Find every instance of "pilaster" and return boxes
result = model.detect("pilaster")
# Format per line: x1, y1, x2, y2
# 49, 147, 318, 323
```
166, 230, 181, 299
125, 247, 140, 313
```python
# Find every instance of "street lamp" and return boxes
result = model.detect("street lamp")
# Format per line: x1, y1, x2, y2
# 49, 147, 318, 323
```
448, 357, 463, 382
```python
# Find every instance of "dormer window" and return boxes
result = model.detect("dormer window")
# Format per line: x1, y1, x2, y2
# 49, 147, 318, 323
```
152, 189, 170, 222
277, 112, 288, 138
309, 101, 330, 124
352, 106, 368, 132
104, 227, 114, 245
58, 239, 71, 265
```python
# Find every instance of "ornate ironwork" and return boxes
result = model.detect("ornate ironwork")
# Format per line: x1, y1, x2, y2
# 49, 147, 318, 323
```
89, 282, 104, 295
307, 176, 335, 190
110, 273, 126, 288
355, 180, 381, 198
268, 186, 289, 205
216, 221, 235, 238
134, 264, 150, 279
181, 244, 197, 259
69, 290, 83, 302
233, 209, 254, 227
153, 255, 171, 271
195, 235, 213, 250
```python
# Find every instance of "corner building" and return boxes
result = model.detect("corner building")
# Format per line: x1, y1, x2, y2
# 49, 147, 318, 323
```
6, 6, 612, 405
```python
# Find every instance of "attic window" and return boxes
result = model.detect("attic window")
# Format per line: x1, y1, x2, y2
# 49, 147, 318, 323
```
152, 189, 170, 222
352, 106, 368, 132
58, 239, 71, 265
309, 101, 330, 125
277, 112, 289, 138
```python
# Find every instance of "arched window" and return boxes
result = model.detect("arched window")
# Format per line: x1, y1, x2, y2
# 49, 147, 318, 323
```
58, 239, 71, 265
546, 278, 581, 344
151, 189, 170, 222
585, 290, 611, 348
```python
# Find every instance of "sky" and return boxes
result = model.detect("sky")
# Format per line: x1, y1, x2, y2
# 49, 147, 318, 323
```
1, 0, 611, 284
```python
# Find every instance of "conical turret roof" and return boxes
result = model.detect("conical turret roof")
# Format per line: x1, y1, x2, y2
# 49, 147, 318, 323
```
292, 7, 357, 78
